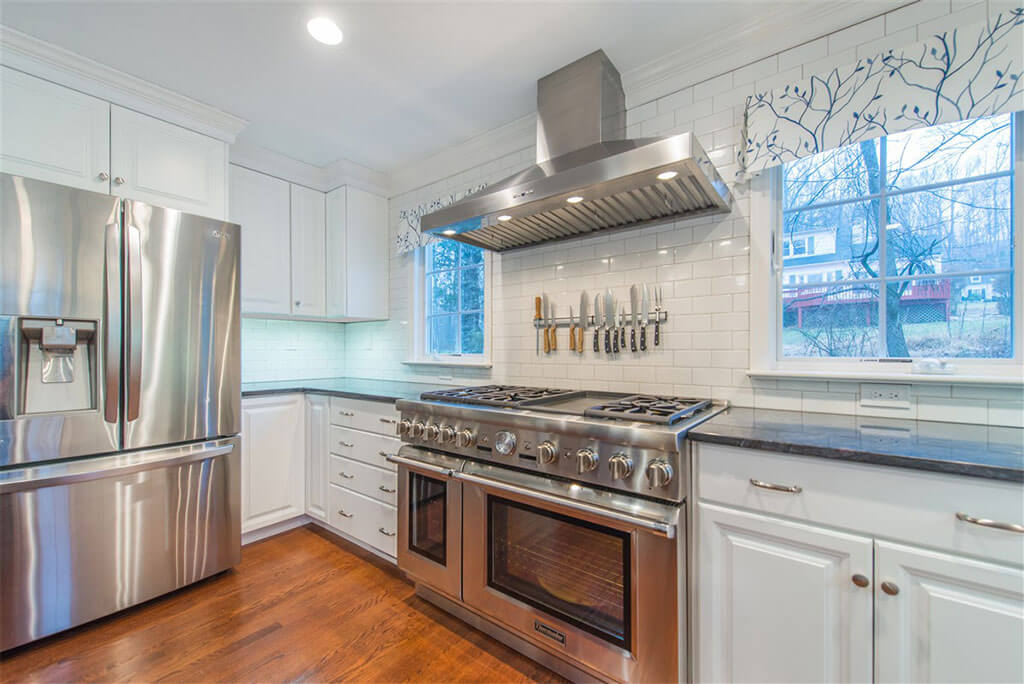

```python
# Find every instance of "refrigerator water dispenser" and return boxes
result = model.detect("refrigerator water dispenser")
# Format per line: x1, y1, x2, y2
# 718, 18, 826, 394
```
19, 318, 97, 414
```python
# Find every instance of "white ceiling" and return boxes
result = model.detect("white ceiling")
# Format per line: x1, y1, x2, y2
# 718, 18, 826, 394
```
0, 1, 888, 174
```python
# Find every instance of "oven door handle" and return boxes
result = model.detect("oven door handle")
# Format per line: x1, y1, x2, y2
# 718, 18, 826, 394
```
386, 452, 456, 478
455, 471, 676, 539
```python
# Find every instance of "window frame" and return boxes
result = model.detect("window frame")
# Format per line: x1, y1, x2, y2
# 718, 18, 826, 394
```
749, 111, 1024, 385
406, 239, 493, 368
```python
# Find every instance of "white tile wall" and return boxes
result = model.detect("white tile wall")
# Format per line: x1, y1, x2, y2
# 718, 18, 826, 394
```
241, 318, 346, 383
338, 1, 1022, 426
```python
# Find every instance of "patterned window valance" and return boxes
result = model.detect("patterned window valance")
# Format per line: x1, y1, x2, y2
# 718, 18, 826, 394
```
394, 183, 488, 255
740, 8, 1023, 176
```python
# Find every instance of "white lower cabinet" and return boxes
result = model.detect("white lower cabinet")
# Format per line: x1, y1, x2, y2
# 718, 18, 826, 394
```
329, 485, 397, 557
240, 394, 306, 533
875, 540, 1024, 684
305, 394, 329, 521
697, 502, 873, 684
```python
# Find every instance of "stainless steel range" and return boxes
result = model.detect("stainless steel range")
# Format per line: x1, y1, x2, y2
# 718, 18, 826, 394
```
388, 385, 725, 683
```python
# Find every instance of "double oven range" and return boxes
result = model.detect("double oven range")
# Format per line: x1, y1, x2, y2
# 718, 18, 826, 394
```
388, 385, 725, 682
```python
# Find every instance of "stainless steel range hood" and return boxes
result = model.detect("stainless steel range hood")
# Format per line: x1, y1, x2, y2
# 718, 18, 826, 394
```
421, 50, 732, 251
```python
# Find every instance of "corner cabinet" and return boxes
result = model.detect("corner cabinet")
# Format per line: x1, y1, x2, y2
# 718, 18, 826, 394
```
290, 184, 327, 317
694, 443, 1024, 684
240, 394, 306, 533
326, 186, 389, 319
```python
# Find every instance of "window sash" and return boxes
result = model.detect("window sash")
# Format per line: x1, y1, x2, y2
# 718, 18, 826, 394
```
424, 244, 485, 356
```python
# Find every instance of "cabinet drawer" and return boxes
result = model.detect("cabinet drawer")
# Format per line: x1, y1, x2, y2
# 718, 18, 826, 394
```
329, 396, 399, 435
328, 426, 399, 471
696, 443, 1024, 567
329, 454, 398, 506
328, 484, 397, 557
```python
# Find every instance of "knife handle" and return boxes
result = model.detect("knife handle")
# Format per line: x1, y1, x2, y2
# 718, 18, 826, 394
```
612, 327, 619, 353
534, 297, 542, 321
550, 325, 557, 351
593, 328, 600, 353
543, 327, 551, 354
604, 329, 611, 354
568, 324, 576, 352
620, 327, 626, 348
630, 328, 637, 353
654, 319, 661, 346
640, 326, 647, 352
577, 327, 584, 353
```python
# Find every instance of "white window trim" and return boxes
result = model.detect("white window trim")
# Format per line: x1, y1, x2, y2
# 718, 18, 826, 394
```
749, 112, 1024, 387
404, 242, 493, 368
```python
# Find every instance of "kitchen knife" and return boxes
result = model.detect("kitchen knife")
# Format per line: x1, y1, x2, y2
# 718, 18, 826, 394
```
654, 286, 663, 347
534, 296, 542, 355
593, 293, 602, 353
549, 301, 557, 351
619, 305, 627, 349
578, 290, 588, 353
640, 283, 650, 352
568, 305, 576, 352
542, 294, 551, 354
629, 284, 639, 352
604, 289, 614, 354
612, 303, 620, 353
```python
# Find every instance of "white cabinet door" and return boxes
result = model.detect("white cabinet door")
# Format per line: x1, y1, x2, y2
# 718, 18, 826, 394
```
110, 105, 227, 219
698, 502, 873, 683
0, 67, 110, 192
325, 187, 348, 318
240, 395, 306, 533
229, 165, 292, 315
290, 184, 326, 317
325, 186, 388, 319
305, 394, 329, 521
875, 540, 1024, 684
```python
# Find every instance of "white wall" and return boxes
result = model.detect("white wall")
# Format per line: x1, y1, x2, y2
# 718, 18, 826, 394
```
344, 0, 1023, 426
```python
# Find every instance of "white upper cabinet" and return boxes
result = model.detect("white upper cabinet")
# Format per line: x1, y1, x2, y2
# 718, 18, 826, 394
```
229, 165, 291, 315
290, 184, 326, 317
0, 67, 110, 193
110, 105, 228, 219
875, 540, 1023, 684
326, 185, 389, 320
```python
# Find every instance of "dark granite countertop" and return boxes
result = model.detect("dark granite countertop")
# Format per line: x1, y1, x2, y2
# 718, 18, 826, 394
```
691, 408, 1024, 483
241, 377, 453, 403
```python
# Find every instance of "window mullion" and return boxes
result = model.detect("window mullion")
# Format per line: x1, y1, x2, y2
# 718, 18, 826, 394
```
878, 139, 889, 358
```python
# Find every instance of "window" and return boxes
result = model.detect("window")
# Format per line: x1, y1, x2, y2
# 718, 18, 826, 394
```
750, 112, 1022, 379
409, 238, 491, 365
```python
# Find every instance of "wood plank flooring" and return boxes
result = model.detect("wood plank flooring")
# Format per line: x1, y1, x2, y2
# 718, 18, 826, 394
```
1, 525, 563, 683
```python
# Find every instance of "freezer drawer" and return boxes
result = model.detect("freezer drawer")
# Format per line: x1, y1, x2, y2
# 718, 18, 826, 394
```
0, 437, 241, 650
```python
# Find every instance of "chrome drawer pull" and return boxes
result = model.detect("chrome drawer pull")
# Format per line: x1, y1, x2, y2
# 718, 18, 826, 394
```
750, 478, 802, 494
339, 440, 353, 448
337, 509, 353, 518
378, 527, 396, 537
379, 417, 397, 424
379, 451, 397, 458
339, 472, 354, 480
337, 410, 354, 417
378, 485, 396, 494
956, 512, 1024, 533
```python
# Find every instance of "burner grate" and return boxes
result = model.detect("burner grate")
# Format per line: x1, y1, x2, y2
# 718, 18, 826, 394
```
421, 385, 580, 408
583, 395, 711, 425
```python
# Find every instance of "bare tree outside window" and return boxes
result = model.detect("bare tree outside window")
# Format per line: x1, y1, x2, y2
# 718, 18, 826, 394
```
780, 113, 1015, 359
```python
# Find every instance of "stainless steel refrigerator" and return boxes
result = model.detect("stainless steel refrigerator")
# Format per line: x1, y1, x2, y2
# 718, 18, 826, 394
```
0, 173, 242, 650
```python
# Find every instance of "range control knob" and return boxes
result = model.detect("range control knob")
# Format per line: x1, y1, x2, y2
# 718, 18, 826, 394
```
424, 424, 440, 442
456, 429, 476, 448
397, 419, 412, 437
410, 421, 425, 439
608, 453, 634, 480
645, 459, 674, 488
494, 430, 517, 456
537, 441, 558, 464
439, 425, 456, 444
576, 448, 599, 473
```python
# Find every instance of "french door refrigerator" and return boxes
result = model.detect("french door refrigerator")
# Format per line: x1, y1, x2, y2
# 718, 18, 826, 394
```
0, 173, 242, 650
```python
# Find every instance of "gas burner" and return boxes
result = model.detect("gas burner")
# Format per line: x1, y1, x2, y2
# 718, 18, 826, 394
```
421, 385, 580, 408
584, 395, 711, 425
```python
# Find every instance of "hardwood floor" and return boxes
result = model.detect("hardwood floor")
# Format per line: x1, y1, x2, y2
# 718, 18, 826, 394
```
1, 525, 563, 683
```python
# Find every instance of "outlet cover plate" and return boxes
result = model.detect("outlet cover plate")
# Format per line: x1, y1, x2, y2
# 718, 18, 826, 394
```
859, 383, 911, 410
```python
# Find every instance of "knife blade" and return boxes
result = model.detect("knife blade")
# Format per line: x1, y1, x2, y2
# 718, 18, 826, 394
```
604, 289, 614, 354
542, 294, 551, 354
629, 284, 639, 352
593, 293, 602, 353
578, 290, 588, 353
640, 283, 650, 352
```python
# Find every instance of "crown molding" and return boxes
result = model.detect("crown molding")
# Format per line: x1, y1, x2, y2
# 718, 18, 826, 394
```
0, 25, 247, 142
322, 157, 391, 197
230, 141, 391, 196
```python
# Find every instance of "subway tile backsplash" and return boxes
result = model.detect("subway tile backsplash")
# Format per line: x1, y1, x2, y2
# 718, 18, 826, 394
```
241, 318, 346, 383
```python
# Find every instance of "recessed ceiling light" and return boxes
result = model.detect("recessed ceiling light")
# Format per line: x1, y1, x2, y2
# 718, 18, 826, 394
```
566, 195, 584, 204
307, 17, 343, 45
657, 170, 678, 181
497, 214, 512, 221
442, 229, 457, 236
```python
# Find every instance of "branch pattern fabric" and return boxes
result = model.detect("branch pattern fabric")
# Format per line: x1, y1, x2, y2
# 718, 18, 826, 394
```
394, 183, 489, 255
740, 9, 1023, 176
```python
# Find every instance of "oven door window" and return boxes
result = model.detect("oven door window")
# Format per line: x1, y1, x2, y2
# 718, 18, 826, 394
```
487, 496, 631, 650
409, 472, 447, 565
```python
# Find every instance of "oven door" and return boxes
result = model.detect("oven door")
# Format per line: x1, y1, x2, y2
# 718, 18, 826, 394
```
458, 461, 682, 683
389, 446, 464, 600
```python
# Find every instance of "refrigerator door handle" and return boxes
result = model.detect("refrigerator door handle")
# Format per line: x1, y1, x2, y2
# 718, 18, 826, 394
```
103, 221, 121, 424
125, 224, 143, 422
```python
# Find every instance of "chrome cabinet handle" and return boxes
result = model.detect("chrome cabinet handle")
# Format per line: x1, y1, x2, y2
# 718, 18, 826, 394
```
98, 171, 110, 181
378, 485, 396, 494
881, 581, 899, 596
378, 451, 397, 459
956, 512, 1024, 533
851, 574, 870, 588
114, 176, 126, 185
294, 300, 301, 307
338, 440, 353, 448
339, 472, 354, 479
337, 509, 353, 518
338, 410, 354, 417
750, 478, 802, 494
379, 417, 397, 424
378, 527, 396, 537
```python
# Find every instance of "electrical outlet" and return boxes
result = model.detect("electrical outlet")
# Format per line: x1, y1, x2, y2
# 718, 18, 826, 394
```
859, 383, 911, 410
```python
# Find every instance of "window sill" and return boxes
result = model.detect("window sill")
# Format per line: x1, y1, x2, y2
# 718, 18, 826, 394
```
748, 369, 1024, 386
403, 358, 493, 369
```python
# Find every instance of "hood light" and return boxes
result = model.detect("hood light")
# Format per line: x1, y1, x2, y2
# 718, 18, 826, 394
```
657, 170, 678, 181
497, 214, 512, 221
566, 195, 584, 204
442, 229, 457, 236
307, 17, 343, 45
